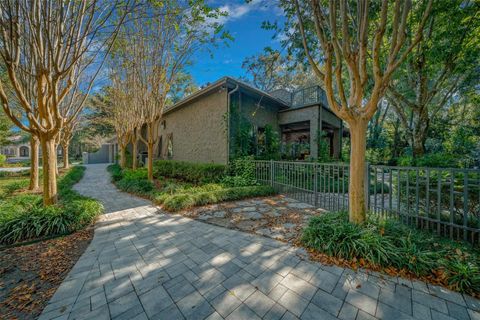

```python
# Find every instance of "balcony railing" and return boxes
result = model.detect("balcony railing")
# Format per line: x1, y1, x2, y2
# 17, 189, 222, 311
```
291, 85, 329, 108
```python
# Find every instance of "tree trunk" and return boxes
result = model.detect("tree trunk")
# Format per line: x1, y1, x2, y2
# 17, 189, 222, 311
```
412, 137, 426, 158
348, 120, 368, 224
39, 134, 58, 205
132, 139, 138, 170
412, 119, 428, 158
63, 143, 69, 169
147, 142, 154, 181
29, 136, 39, 191
119, 145, 126, 168
55, 145, 59, 176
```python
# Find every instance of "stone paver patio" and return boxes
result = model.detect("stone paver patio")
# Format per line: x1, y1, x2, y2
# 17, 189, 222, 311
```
39, 164, 480, 320
183, 196, 325, 243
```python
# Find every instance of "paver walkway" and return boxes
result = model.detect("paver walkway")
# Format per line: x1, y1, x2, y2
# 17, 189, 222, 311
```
39, 164, 480, 320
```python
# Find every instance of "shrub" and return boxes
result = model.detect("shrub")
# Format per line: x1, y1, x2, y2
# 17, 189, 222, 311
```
154, 160, 226, 183
123, 168, 148, 180
162, 185, 275, 211
223, 156, 258, 187
369, 181, 390, 194
107, 164, 123, 181
397, 153, 459, 168
0, 154, 6, 165
1, 180, 29, 198
108, 165, 153, 196
116, 178, 154, 195
302, 212, 480, 295
0, 169, 31, 178
0, 166, 103, 245
221, 175, 257, 187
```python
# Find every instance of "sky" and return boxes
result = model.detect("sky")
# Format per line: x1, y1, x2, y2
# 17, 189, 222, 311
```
187, 0, 284, 86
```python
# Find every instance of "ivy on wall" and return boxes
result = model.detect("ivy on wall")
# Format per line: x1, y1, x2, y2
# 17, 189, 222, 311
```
228, 93, 281, 160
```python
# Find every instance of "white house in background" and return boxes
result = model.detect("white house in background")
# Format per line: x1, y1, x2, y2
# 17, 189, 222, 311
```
0, 134, 62, 163
0, 135, 31, 162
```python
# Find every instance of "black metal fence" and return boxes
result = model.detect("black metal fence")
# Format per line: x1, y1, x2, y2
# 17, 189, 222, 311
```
291, 85, 329, 108
253, 160, 480, 244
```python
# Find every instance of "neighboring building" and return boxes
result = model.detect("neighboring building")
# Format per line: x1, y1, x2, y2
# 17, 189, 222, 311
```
0, 135, 32, 162
1, 134, 63, 163
156, 77, 345, 164
101, 76, 347, 165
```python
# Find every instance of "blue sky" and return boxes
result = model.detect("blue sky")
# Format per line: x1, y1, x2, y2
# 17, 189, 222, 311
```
187, 0, 284, 86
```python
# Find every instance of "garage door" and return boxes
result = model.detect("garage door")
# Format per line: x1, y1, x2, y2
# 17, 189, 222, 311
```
88, 144, 110, 164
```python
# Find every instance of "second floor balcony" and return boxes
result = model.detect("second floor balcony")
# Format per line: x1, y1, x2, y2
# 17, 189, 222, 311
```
291, 85, 329, 109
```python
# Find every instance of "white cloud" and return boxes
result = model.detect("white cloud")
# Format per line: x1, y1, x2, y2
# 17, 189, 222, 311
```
213, 0, 276, 25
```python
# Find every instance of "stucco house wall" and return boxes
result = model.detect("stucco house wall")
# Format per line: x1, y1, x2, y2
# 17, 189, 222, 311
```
158, 87, 228, 164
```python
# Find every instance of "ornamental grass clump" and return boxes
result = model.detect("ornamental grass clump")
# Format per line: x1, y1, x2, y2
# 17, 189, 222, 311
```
161, 185, 275, 211
0, 166, 103, 245
302, 212, 480, 295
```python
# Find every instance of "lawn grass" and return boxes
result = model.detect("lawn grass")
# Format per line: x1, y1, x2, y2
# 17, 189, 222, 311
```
0, 176, 29, 199
302, 212, 480, 296
0, 166, 103, 245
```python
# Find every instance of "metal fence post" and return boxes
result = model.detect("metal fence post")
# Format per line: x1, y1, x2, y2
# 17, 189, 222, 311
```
270, 159, 274, 187
314, 163, 318, 207
365, 162, 370, 212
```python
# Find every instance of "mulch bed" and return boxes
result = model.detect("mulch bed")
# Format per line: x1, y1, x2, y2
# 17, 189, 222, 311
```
0, 228, 94, 320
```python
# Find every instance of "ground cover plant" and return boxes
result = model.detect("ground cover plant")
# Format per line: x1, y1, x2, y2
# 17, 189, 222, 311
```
108, 160, 275, 211
302, 211, 480, 296
0, 166, 103, 245
153, 160, 226, 183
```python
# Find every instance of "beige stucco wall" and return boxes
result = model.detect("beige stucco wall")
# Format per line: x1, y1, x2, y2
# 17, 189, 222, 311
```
158, 88, 228, 164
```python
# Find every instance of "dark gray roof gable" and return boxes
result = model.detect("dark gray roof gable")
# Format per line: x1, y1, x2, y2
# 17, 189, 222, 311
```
163, 76, 289, 115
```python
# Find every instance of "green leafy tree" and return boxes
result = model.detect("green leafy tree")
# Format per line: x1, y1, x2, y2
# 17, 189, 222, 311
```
0, 111, 12, 146
113, 0, 231, 180
386, 0, 480, 157
241, 48, 319, 92
283, 0, 432, 223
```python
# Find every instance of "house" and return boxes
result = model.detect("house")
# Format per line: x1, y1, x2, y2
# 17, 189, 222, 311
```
95, 76, 346, 165
156, 77, 345, 164
0, 135, 32, 163
1, 134, 64, 163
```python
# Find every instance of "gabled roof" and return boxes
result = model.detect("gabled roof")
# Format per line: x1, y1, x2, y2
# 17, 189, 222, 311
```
163, 76, 289, 115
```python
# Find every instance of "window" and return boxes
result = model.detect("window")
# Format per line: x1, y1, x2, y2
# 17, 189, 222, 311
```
157, 136, 163, 158
167, 134, 173, 159
256, 127, 265, 155
19, 146, 29, 157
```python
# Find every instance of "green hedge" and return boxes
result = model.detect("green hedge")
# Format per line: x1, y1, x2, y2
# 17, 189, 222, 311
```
153, 160, 226, 183
0, 169, 32, 178
0, 166, 103, 245
159, 185, 276, 211
302, 212, 480, 295
109, 164, 275, 211
108, 165, 154, 196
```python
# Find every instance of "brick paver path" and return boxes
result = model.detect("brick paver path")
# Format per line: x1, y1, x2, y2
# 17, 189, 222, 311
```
39, 164, 480, 320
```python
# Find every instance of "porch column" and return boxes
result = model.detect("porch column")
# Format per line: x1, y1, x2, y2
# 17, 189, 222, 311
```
310, 119, 319, 159
332, 127, 341, 159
